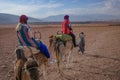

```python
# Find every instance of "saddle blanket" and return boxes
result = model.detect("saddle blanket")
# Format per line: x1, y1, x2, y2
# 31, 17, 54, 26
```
55, 34, 72, 41
16, 46, 40, 58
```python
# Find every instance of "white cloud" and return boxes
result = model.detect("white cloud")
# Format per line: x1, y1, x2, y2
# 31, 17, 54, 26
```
103, 0, 120, 15
0, 0, 119, 19
42, 7, 107, 17
0, 1, 63, 18
39, 3, 63, 8
0, 3, 39, 16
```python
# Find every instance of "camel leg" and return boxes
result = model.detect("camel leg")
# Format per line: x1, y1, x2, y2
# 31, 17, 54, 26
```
39, 64, 46, 80
14, 59, 24, 80
66, 50, 72, 68
42, 64, 47, 80
70, 50, 73, 67
56, 52, 61, 73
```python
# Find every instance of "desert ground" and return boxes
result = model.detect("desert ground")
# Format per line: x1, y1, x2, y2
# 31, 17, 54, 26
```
0, 23, 120, 80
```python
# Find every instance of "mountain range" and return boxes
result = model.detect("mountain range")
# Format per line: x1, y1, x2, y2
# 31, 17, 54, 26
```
0, 13, 41, 24
43, 14, 120, 22
0, 13, 120, 24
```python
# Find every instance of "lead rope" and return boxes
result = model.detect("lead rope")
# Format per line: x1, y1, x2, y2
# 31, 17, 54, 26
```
26, 46, 38, 64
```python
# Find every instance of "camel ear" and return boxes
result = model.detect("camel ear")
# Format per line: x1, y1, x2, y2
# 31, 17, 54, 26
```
57, 31, 62, 34
49, 35, 54, 38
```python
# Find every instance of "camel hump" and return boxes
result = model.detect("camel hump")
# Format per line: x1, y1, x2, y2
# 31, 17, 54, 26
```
16, 46, 40, 59
23, 46, 40, 54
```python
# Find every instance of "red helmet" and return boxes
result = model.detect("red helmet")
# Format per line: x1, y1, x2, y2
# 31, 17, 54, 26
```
64, 15, 69, 20
19, 15, 28, 23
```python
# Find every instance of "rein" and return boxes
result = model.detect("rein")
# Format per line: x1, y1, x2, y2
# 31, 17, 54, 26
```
23, 66, 38, 73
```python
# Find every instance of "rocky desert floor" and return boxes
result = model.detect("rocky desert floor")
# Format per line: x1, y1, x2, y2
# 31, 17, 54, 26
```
0, 23, 120, 80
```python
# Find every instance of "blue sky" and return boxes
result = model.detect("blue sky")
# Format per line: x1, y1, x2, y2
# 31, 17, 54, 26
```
0, 0, 120, 19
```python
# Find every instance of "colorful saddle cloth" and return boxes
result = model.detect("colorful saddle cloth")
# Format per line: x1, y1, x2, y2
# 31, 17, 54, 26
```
16, 46, 40, 60
55, 34, 72, 41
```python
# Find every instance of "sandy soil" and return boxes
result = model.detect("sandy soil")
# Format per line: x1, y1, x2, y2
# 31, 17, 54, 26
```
0, 24, 120, 80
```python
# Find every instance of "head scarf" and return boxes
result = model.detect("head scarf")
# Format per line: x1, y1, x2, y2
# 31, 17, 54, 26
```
16, 15, 28, 31
19, 15, 28, 24
64, 15, 69, 20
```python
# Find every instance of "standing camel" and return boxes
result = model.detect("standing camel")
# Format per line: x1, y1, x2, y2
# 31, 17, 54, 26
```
14, 47, 39, 80
78, 32, 85, 54
14, 31, 48, 80
49, 32, 74, 76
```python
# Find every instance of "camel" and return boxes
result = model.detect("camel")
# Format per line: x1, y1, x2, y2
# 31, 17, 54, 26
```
14, 31, 48, 80
14, 48, 39, 80
49, 31, 74, 76
78, 32, 85, 54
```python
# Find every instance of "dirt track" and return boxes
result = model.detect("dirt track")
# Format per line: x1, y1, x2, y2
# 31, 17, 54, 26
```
0, 24, 120, 80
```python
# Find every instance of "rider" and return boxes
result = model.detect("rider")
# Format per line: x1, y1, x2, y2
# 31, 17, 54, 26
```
16, 15, 50, 58
61, 15, 77, 47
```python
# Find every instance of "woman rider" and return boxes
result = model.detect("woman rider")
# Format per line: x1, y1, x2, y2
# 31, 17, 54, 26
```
16, 15, 50, 58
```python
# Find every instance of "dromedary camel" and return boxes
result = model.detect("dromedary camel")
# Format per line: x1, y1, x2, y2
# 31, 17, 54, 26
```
49, 31, 74, 76
14, 31, 48, 80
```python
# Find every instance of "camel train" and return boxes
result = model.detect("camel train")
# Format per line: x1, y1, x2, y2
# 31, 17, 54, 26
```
14, 31, 85, 80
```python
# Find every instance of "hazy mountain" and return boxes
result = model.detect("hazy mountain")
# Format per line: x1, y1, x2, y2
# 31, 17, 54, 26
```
0, 13, 120, 24
42, 14, 120, 22
0, 13, 41, 24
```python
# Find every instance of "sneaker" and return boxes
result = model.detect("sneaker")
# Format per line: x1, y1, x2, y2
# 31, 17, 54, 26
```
50, 60, 54, 64
50, 59, 56, 64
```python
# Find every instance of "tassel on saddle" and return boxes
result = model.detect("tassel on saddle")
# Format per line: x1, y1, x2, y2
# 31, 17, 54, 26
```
15, 46, 40, 61
16, 48, 27, 61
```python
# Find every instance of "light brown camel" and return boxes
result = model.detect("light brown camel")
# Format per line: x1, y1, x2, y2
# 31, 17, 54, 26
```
14, 49, 39, 80
14, 31, 48, 80
49, 31, 74, 76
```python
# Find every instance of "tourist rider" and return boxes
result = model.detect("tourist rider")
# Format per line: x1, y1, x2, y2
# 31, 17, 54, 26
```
61, 15, 77, 47
16, 15, 50, 58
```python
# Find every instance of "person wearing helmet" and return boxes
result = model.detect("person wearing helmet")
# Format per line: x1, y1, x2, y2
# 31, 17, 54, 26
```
62, 15, 77, 47
16, 15, 50, 58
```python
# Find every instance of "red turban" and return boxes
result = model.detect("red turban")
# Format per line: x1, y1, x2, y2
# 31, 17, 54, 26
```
19, 15, 28, 23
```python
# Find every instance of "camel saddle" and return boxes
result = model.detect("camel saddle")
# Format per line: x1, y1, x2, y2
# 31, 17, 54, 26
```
16, 46, 40, 60
55, 34, 72, 42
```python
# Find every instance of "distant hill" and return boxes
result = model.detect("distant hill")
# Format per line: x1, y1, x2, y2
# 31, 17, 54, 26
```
42, 14, 120, 22
0, 13, 41, 24
1, 13, 120, 24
